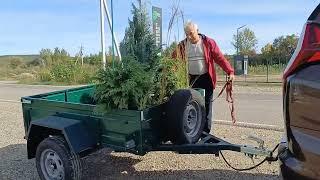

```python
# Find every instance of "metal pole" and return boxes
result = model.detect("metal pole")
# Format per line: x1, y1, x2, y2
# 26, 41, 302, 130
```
235, 25, 246, 77
236, 25, 246, 56
234, 28, 238, 74
278, 57, 281, 74
267, 58, 269, 83
236, 29, 239, 55
111, 0, 115, 67
103, 0, 122, 61
100, 0, 106, 69
80, 45, 83, 66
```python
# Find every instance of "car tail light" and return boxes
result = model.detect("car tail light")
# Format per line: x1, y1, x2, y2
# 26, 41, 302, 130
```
283, 5, 320, 80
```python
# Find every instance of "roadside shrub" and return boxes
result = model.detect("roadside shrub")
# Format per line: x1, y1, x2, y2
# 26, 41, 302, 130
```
45, 62, 97, 84
50, 62, 75, 83
17, 73, 36, 84
27, 58, 43, 67
9, 57, 23, 69
37, 68, 52, 82
72, 64, 97, 84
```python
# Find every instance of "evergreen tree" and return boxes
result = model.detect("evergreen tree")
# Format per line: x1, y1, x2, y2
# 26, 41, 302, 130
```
120, 0, 159, 66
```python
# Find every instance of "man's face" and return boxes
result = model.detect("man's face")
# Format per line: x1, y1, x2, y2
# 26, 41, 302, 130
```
185, 26, 199, 44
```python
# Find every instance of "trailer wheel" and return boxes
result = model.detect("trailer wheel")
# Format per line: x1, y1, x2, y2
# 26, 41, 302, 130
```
166, 89, 206, 144
35, 136, 82, 180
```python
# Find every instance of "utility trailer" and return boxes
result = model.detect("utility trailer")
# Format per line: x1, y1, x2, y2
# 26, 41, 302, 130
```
21, 85, 275, 180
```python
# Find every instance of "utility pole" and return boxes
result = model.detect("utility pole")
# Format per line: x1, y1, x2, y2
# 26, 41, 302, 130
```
100, 0, 106, 69
80, 45, 84, 66
75, 45, 84, 66
111, 0, 114, 67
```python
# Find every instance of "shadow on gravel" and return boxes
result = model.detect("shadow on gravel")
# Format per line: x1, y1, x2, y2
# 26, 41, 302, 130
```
83, 149, 280, 180
0, 144, 279, 180
0, 144, 39, 179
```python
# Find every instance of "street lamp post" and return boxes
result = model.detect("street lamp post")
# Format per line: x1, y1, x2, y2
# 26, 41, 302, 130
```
234, 25, 246, 78
236, 25, 246, 55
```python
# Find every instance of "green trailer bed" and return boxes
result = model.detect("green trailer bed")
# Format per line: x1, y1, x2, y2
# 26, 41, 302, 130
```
22, 85, 164, 156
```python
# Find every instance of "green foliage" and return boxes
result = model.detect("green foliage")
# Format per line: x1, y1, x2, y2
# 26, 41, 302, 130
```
119, 0, 159, 65
53, 47, 70, 64
50, 61, 76, 83
248, 64, 285, 75
153, 57, 188, 104
163, 42, 178, 57
35, 48, 98, 84
37, 67, 52, 82
0, 50, 97, 84
39, 47, 70, 66
94, 57, 155, 110
73, 64, 97, 84
84, 53, 102, 65
39, 48, 53, 66
273, 34, 298, 58
84, 53, 115, 66
261, 43, 274, 60
94, 56, 188, 110
261, 34, 298, 65
95, 1, 188, 111
27, 57, 43, 67
37, 62, 95, 84
232, 28, 258, 56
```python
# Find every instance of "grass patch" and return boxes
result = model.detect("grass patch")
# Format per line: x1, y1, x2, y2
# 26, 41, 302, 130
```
0, 55, 39, 65
216, 64, 285, 76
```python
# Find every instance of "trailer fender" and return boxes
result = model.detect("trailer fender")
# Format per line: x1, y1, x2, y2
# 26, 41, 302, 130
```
26, 116, 98, 159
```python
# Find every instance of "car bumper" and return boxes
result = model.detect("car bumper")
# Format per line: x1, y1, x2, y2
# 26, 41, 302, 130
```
278, 142, 315, 180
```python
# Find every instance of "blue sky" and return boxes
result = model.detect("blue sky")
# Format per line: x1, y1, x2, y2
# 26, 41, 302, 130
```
0, 0, 319, 56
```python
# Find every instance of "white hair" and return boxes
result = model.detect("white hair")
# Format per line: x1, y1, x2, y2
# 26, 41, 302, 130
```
184, 21, 198, 32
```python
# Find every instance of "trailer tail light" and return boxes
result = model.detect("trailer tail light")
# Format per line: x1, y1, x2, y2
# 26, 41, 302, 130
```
22, 99, 32, 104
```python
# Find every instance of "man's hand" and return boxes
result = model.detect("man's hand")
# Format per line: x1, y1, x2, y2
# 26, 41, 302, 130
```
228, 74, 235, 82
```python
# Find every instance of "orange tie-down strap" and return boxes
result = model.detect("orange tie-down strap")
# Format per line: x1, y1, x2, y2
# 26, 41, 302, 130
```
212, 81, 236, 124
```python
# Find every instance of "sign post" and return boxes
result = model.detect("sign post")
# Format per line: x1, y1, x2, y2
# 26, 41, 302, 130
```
244, 55, 248, 82
152, 6, 162, 50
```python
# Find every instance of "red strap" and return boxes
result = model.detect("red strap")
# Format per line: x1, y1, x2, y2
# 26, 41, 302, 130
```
212, 81, 236, 124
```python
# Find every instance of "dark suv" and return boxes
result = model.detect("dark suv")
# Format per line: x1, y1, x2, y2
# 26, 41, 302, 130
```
279, 3, 320, 180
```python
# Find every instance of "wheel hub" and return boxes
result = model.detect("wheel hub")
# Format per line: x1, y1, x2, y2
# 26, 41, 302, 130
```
186, 106, 197, 129
183, 101, 202, 137
40, 149, 65, 180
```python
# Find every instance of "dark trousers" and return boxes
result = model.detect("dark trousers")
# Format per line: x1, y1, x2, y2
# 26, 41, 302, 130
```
189, 73, 213, 132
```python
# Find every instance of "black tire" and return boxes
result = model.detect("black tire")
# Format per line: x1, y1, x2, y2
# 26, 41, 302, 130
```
35, 136, 82, 180
166, 89, 206, 144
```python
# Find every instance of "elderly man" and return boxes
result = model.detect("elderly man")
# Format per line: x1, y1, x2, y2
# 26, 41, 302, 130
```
173, 21, 235, 133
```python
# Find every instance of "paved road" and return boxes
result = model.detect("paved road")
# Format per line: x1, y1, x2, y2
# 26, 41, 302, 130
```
0, 82, 283, 127
0, 83, 79, 101
214, 92, 282, 127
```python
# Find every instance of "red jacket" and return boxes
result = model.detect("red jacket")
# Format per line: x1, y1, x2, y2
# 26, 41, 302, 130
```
173, 34, 234, 88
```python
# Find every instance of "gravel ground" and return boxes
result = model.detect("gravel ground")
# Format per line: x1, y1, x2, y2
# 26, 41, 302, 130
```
82, 124, 282, 180
0, 101, 282, 180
